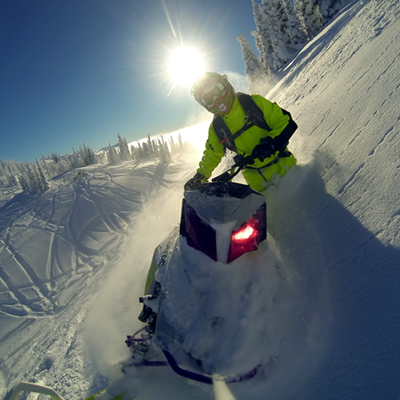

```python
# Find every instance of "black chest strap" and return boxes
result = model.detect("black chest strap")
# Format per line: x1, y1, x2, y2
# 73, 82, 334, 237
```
212, 93, 272, 153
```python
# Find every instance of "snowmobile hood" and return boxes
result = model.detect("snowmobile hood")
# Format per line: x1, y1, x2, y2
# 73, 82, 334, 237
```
181, 182, 267, 263
184, 182, 264, 228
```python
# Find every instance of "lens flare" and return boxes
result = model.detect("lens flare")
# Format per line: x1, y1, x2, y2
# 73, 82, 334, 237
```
168, 47, 205, 88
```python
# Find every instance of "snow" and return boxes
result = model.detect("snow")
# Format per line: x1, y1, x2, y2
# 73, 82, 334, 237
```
1, 0, 400, 398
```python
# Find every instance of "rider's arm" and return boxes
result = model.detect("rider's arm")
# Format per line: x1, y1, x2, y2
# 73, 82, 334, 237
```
197, 124, 225, 180
252, 95, 297, 149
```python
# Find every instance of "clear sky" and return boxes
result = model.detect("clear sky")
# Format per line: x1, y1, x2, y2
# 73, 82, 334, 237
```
0, 0, 258, 162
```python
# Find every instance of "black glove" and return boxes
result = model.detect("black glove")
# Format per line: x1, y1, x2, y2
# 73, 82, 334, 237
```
272, 137, 289, 153
251, 137, 275, 162
184, 172, 205, 191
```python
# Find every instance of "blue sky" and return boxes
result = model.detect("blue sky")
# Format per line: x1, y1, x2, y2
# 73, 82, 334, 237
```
0, 0, 258, 162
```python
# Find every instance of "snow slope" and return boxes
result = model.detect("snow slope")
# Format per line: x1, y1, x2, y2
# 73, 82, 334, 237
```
267, 1, 400, 397
1, 0, 400, 398
0, 154, 202, 396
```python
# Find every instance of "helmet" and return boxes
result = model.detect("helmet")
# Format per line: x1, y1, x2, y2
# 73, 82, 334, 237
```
191, 72, 236, 115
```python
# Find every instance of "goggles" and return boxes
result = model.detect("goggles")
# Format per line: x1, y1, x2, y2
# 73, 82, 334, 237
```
198, 80, 228, 109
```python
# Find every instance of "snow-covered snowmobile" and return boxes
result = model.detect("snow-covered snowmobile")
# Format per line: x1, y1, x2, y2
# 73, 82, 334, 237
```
5, 158, 278, 400
124, 155, 272, 385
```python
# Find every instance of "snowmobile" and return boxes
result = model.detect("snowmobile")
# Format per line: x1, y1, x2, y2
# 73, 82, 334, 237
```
124, 155, 271, 385
5, 157, 277, 399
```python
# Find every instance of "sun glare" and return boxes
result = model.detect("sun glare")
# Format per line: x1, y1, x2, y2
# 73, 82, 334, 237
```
168, 47, 205, 88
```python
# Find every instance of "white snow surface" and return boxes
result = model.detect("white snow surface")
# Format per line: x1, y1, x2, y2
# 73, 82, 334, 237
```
1, 0, 400, 398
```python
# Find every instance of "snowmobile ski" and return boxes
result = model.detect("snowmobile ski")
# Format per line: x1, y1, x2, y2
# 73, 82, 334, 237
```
4, 381, 65, 400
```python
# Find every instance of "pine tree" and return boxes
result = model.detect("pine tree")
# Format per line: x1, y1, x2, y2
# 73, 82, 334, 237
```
0, 158, 19, 186
36, 160, 49, 191
51, 152, 60, 163
146, 135, 155, 159
130, 143, 140, 161
302, 0, 324, 38
273, 0, 291, 46
69, 148, 81, 169
59, 158, 72, 175
251, 0, 273, 76
293, 0, 308, 38
25, 164, 39, 192
118, 134, 131, 161
159, 137, 170, 163
319, 0, 345, 22
169, 135, 177, 153
70, 145, 90, 167
282, 0, 308, 45
141, 142, 149, 159
80, 144, 97, 166
137, 142, 144, 160
237, 34, 266, 88
261, 0, 291, 71
106, 144, 119, 163
19, 172, 30, 192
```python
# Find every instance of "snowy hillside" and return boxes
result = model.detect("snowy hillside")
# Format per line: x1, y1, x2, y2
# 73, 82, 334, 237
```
0, 155, 202, 396
1, 0, 400, 398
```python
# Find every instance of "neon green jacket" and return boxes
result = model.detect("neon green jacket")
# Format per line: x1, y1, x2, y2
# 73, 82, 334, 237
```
197, 94, 294, 179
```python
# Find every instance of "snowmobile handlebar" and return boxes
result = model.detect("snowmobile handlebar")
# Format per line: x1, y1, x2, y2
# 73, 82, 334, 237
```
212, 154, 255, 183
184, 154, 255, 192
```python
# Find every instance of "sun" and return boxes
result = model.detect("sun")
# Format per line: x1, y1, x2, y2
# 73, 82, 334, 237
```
168, 47, 205, 88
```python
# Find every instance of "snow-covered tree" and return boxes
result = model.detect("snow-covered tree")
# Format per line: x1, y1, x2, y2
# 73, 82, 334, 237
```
251, 0, 273, 76
318, 0, 347, 22
158, 137, 171, 164
19, 172, 30, 192
106, 144, 119, 163
237, 34, 266, 89
272, 0, 291, 46
25, 164, 39, 192
54, 158, 71, 176
118, 134, 131, 161
146, 134, 155, 159
130, 142, 141, 161
79, 144, 97, 166
144, 141, 149, 159
0, 158, 19, 186
168, 133, 185, 154
261, 0, 292, 71
35, 160, 49, 191
69, 148, 81, 169
247, 0, 333, 80
51, 152, 61, 164
302, 0, 324, 38
251, 0, 310, 75
282, 0, 308, 45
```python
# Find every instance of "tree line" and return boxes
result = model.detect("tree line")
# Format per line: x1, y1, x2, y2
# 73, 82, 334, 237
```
238, 0, 349, 89
0, 133, 186, 193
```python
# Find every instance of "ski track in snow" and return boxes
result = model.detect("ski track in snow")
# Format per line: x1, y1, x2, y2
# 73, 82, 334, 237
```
0, 165, 141, 320
0, 154, 200, 398
2, 0, 400, 398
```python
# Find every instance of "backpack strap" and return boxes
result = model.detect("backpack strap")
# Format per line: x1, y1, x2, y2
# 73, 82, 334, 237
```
212, 115, 237, 153
236, 93, 272, 133
212, 93, 272, 153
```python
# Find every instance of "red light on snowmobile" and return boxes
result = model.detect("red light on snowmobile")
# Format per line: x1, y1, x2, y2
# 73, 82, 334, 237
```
228, 205, 266, 263
181, 196, 266, 264
232, 225, 257, 241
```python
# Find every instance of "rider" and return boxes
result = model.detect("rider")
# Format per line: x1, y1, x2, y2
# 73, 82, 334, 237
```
185, 72, 298, 193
